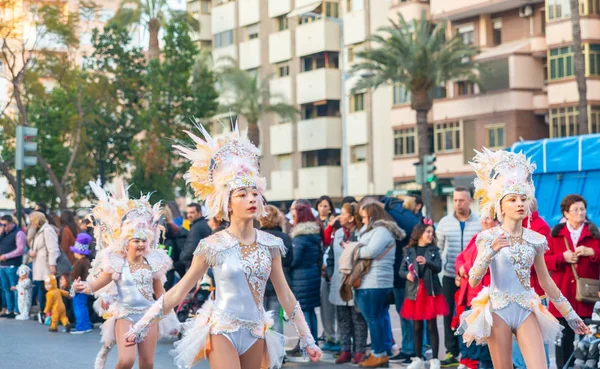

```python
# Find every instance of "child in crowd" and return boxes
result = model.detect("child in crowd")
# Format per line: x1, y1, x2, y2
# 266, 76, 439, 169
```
11, 265, 32, 320
69, 233, 93, 334
44, 274, 70, 332
400, 224, 449, 369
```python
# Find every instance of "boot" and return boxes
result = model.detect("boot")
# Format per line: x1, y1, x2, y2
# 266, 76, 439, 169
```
353, 352, 367, 364
336, 351, 352, 364
359, 355, 390, 368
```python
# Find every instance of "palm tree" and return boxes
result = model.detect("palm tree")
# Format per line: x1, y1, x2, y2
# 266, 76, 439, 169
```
110, 0, 199, 59
350, 12, 479, 218
570, 0, 588, 135
217, 59, 298, 147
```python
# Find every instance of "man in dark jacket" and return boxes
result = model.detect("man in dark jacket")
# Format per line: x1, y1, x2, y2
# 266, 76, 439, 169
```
180, 203, 212, 270
381, 196, 420, 362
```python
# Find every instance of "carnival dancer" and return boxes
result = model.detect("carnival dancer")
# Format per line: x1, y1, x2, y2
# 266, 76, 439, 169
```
72, 179, 179, 369
123, 123, 322, 369
457, 148, 589, 369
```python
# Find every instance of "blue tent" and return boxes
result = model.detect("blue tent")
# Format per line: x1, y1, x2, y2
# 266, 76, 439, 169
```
510, 134, 600, 226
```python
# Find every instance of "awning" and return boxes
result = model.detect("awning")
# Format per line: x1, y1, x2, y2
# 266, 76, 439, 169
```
475, 39, 531, 61
287, 1, 322, 18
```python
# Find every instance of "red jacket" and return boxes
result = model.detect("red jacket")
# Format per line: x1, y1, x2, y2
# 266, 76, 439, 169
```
545, 222, 600, 318
523, 212, 551, 295
455, 233, 491, 307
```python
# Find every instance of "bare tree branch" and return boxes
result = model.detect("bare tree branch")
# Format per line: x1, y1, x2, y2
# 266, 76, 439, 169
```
0, 159, 17, 193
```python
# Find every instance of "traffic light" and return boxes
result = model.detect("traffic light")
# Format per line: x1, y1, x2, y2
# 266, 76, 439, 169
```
15, 125, 38, 170
424, 154, 437, 183
413, 162, 424, 185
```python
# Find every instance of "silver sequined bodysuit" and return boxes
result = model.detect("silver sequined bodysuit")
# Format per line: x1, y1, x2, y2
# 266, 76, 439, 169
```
115, 261, 155, 324
194, 229, 286, 355
479, 226, 548, 331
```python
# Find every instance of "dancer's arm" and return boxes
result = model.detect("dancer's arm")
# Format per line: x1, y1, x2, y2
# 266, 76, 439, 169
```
72, 272, 112, 295
124, 254, 209, 344
534, 250, 590, 335
469, 234, 509, 288
271, 255, 322, 363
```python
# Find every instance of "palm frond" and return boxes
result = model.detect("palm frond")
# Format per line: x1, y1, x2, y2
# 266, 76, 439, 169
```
110, 0, 142, 28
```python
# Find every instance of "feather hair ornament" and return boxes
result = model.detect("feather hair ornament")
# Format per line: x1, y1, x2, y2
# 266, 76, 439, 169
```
173, 121, 267, 221
469, 148, 536, 223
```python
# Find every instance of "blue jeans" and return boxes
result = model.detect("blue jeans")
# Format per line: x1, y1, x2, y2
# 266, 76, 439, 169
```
355, 288, 393, 357
73, 293, 92, 331
0, 266, 19, 313
304, 309, 318, 340
393, 287, 429, 356
512, 338, 550, 369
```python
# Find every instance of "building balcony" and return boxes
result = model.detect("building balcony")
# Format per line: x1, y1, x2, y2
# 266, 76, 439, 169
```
546, 18, 600, 47
211, 1, 236, 35
269, 76, 293, 105
533, 93, 548, 112
270, 123, 294, 155
269, 0, 291, 18
267, 170, 294, 201
298, 166, 342, 199
429, 0, 543, 21
269, 30, 292, 64
347, 111, 368, 146
239, 38, 261, 70
212, 44, 237, 67
295, 19, 341, 58
347, 163, 369, 196
432, 90, 536, 121
343, 10, 366, 45
238, 0, 259, 27
297, 117, 342, 152
389, 0, 430, 22
548, 79, 600, 106
296, 68, 341, 105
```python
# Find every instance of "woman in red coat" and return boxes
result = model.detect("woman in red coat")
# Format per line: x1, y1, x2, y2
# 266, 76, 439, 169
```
545, 194, 600, 369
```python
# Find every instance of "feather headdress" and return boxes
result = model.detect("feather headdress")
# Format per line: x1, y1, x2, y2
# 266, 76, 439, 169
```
88, 178, 162, 254
173, 122, 266, 221
470, 148, 536, 222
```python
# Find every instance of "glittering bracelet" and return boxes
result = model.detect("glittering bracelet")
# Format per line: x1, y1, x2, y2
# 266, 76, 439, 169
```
71, 281, 92, 297
549, 293, 575, 317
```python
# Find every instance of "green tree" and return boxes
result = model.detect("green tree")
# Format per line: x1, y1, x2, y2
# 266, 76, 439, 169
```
350, 12, 479, 218
110, 0, 199, 60
570, 0, 588, 135
217, 59, 298, 147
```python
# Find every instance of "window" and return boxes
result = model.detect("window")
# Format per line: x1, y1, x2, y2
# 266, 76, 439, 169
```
214, 30, 234, 48
80, 32, 92, 46
302, 149, 341, 168
457, 24, 474, 45
275, 15, 289, 31
299, 14, 317, 25
301, 52, 339, 72
456, 81, 475, 96
200, 40, 212, 49
301, 101, 340, 120
550, 106, 579, 137
349, 93, 364, 112
201, 0, 211, 14
590, 106, 600, 134
276, 154, 293, 171
393, 84, 410, 105
347, 0, 364, 12
480, 59, 509, 91
493, 19, 502, 46
351, 145, 368, 163
433, 85, 447, 99
246, 23, 259, 40
587, 44, 600, 76
549, 46, 574, 80
393, 128, 416, 157
98, 9, 114, 22
434, 122, 461, 152
486, 125, 505, 149
325, 2, 340, 18
277, 63, 290, 77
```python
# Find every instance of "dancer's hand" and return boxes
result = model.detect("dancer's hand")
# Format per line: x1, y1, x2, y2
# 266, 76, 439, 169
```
72, 277, 91, 294
491, 234, 510, 253
124, 335, 137, 347
101, 300, 110, 311
306, 345, 322, 363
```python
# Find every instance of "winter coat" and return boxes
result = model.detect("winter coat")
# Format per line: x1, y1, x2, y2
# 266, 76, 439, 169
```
59, 226, 76, 265
31, 222, 61, 281
546, 222, 600, 318
328, 227, 359, 306
437, 211, 481, 278
523, 212, 551, 296
381, 197, 419, 288
455, 234, 490, 307
290, 221, 322, 310
261, 226, 293, 297
356, 220, 405, 290
180, 218, 212, 267
399, 244, 443, 300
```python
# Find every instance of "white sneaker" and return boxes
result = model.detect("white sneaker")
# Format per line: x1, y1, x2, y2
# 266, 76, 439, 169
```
457, 365, 469, 369
429, 359, 441, 369
407, 357, 426, 369
15, 314, 29, 320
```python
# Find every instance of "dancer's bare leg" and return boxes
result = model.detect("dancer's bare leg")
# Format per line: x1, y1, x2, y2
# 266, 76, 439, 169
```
137, 323, 158, 369
208, 335, 242, 369
240, 338, 265, 369
487, 313, 514, 369
115, 319, 137, 369
516, 314, 547, 369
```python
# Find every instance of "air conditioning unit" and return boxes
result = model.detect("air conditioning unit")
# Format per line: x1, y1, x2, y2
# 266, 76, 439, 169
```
519, 5, 534, 17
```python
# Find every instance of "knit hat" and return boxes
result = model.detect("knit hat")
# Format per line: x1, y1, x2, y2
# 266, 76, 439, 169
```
70, 232, 93, 255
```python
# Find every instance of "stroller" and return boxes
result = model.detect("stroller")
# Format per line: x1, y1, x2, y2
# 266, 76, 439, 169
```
175, 273, 215, 323
563, 303, 600, 369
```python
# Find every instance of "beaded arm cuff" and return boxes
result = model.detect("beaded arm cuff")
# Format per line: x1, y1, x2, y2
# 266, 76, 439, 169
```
468, 243, 496, 281
549, 294, 583, 331
69, 281, 92, 297
285, 302, 322, 354
125, 295, 165, 344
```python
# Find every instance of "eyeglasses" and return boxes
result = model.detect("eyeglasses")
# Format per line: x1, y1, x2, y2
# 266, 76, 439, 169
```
569, 208, 587, 214
0, 224, 7, 228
